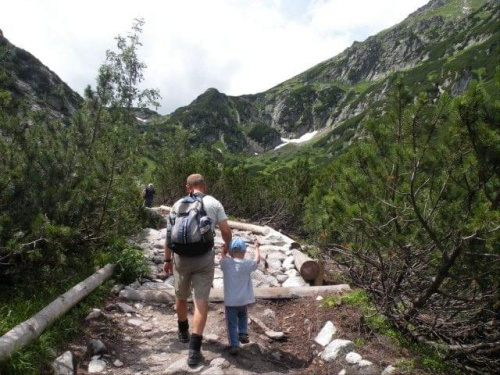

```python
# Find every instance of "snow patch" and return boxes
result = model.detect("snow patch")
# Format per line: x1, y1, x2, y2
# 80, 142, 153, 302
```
274, 130, 318, 150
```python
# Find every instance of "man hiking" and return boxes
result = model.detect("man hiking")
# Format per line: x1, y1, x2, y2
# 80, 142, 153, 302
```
163, 174, 232, 366
143, 183, 155, 208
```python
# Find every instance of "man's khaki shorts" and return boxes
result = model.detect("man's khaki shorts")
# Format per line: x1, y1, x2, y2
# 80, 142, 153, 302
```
173, 250, 214, 300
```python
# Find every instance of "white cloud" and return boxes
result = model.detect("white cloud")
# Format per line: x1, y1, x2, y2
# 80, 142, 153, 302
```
0, 0, 428, 114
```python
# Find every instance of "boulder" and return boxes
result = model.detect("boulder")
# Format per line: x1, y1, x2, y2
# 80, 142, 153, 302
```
345, 351, 362, 365
314, 321, 337, 347
87, 339, 107, 356
88, 358, 107, 373
52, 351, 74, 375
320, 339, 355, 362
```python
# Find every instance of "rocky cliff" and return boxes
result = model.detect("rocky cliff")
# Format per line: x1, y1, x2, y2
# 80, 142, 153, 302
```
0, 29, 82, 118
160, 0, 499, 153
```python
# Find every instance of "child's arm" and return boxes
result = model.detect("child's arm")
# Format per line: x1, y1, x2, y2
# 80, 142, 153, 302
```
219, 244, 227, 259
254, 239, 261, 264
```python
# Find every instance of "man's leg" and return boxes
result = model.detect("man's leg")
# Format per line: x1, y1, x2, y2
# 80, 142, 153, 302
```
173, 254, 191, 343
192, 298, 209, 335
188, 298, 208, 366
188, 251, 214, 366
176, 298, 190, 343
176, 298, 188, 321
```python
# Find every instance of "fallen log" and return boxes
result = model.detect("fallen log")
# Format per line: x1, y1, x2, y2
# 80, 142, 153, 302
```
227, 221, 270, 235
265, 228, 301, 249
119, 284, 351, 303
0, 264, 115, 362
314, 260, 325, 286
292, 249, 320, 281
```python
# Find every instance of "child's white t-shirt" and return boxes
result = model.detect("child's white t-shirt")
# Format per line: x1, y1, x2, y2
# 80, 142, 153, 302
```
220, 257, 258, 306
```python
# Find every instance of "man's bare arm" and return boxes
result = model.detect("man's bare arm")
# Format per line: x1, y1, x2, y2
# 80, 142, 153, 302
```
218, 220, 232, 255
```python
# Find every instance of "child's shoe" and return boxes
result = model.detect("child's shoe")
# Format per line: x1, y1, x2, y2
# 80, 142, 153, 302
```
239, 333, 249, 344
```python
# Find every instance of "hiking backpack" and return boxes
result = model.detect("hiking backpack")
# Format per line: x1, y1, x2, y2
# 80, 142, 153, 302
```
166, 193, 214, 256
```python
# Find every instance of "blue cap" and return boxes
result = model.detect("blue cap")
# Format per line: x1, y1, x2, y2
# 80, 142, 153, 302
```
230, 238, 247, 252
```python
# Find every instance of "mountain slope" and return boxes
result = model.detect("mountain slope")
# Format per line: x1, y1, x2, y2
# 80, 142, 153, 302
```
159, 0, 499, 154
0, 29, 82, 118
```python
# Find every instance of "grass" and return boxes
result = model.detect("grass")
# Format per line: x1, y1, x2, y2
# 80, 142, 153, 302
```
0, 240, 148, 374
0, 276, 113, 375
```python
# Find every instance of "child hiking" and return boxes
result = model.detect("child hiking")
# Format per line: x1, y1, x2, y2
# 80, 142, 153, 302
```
220, 237, 261, 355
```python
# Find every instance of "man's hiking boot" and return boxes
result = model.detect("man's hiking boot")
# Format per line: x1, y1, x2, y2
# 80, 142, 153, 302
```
177, 320, 190, 343
187, 333, 203, 366
178, 329, 190, 343
187, 349, 204, 366
239, 333, 249, 344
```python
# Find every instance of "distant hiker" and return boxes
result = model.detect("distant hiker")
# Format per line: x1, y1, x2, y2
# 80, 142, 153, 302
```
143, 183, 155, 208
164, 174, 232, 366
220, 238, 261, 355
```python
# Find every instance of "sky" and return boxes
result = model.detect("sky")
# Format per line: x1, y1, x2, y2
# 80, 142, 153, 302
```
0, 0, 429, 114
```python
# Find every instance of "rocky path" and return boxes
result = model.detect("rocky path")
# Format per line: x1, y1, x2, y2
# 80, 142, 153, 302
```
55, 224, 399, 375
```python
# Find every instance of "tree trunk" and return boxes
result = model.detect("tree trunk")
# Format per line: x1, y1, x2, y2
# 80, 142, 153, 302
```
292, 249, 320, 281
0, 264, 115, 362
119, 284, 351, 303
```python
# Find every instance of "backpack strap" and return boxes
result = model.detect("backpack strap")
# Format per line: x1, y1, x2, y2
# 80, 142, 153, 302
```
190, 192, 207, 216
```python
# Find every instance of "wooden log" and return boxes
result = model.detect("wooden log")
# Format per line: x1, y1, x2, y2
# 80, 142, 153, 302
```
265, 228, 301, 249
119, 284, 351, 303
314, 260, 325, 286
0, 264, 115, 362
292, 249, 320, 281
227, 221, 270, 235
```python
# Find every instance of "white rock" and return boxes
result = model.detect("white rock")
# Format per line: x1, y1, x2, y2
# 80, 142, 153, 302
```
113, 359, 124, 367
382, 365, 397, 375
357, 359, 373, 367
320, 339, 355, 362
338, 370, 346, 375
316, 296, 324, 301
212, 278, 224, 289
314, 321, 337, 346
282, 276, 307, 287
285, 269, 299, 277
276, 274, 289, 283
164, 357, 204, 374
52, 351, 74, 375
88, 359, 107, 373
282, 256, 295, 269
267, 251, 287, 261
164, 275, 175, 287
117, 302, 137, 314
85, 308, 103, 321
201, 367, 224, 375
266, 258, 283, 269
345, 351, 362, 364
127, 319, 143, 327
209, 357, 229, 368
205, 333, 219, 343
